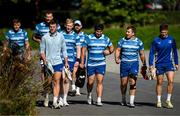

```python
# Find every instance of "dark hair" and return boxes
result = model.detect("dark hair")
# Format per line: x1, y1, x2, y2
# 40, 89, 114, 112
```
127, 25, 136, 33
45, 10, 53, 15
12, 18, 21, 24
49, 20, 57, 25
160, 23, 168, 31
94, 24, 104, 31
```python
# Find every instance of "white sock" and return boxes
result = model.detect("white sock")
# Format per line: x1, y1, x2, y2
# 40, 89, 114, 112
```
167, 94, 171, 101
53, 96, 58, 105
45, 93, 49, 100
157, 95, 161, 102
76, 87, 80, 93
88, 92, 92, 97
72, 84, 76, 90
97, 97, 101, 103
130, 95, 135, 105
59, 95, 63, 102
64, 94, 67, 102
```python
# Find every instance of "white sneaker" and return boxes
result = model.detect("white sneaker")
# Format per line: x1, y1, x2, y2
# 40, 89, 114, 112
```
63, 100, 69, 106
96, 102, 103, 106
52, 103, 60, 109
156, 102, 162, 108
87, 95, 92, 105
58, 99, 64, 107
44, 99, 49, 107
129, 103, 135, 108
165, 101, 173, 109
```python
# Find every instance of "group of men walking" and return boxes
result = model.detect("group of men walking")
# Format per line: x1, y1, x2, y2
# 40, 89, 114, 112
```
2, 10, 179, 109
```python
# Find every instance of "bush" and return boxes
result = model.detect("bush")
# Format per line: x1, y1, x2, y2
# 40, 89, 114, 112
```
0, 46, 40, 115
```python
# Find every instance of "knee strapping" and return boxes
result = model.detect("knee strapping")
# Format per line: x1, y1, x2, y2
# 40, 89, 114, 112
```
130, 83, 136, 90
129, 74, 137, 90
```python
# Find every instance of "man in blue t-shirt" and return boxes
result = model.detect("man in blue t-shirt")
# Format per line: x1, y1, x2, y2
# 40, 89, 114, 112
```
149, 23, 179, 109
74, 19, 86, 95
3, 19, 30, 59
81, 24, 114, 106
60, 18, 81, 106
115, 25, 147, 108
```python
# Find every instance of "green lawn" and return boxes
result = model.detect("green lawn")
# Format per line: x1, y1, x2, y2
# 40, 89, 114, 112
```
0, 24, 180, 50
84, 24, 180, 49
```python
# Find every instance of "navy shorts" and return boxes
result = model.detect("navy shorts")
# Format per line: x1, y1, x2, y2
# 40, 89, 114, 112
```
52, 64, 63, 72
156, 63, 175, 75
120, 61, 139, 78
87, 65, 106, 77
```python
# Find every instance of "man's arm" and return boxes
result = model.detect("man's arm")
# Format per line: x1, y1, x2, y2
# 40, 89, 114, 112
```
139, 50, 147, 66
115, 47, 121, 64
32, 33, 41, 43
40, 37, 46, 64
104, 45, 114, 56
80, 47, 87, 68
172, 39, 179, 70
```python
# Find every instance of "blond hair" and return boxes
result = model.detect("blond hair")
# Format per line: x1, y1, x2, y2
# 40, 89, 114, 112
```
65, 18, 73, 24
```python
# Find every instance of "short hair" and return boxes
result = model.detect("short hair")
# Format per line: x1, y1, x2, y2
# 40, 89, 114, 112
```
45, 10, 53, 15
49, 20, 57, 25
12, 18, 21, 24
94, 24, 104, 31
160, 23, 168, 31
127, 25, 136, 33
65, 18, 73, 24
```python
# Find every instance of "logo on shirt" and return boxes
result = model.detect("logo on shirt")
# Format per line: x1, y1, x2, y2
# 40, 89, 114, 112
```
168, 40, 172, 44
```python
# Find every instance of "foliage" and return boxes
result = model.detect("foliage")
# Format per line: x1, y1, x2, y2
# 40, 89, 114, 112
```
162, 0, 179, 11
0, 46, 40, 115
80, 0, 166, 27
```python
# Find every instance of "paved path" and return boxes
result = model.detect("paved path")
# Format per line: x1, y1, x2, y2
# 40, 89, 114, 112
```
36, 50, 180, 115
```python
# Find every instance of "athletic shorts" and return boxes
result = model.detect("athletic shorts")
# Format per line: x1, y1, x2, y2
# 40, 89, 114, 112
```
52, 64, 63, 72
156, 63, 175, 75
87, 65, 106, 77
120, 61, 139, 78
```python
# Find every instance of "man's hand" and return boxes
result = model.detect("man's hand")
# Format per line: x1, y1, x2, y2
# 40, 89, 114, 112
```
115, 57, 120, 64
103, 49, 110, 56
175, 65, 179, 71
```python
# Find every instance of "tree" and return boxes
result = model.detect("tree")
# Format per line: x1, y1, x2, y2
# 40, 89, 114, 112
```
80, 0, 161, 27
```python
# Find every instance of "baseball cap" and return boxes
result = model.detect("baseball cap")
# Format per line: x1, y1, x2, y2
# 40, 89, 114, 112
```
74, 20, 82, 26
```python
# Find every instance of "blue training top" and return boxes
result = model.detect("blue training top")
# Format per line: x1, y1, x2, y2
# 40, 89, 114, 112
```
149, 35, 178, 66
82, 34, 112, 67
117, 37, 144, 62
61, 30, 81, 62
34, 22, 61, 39
5, 28, 28, 48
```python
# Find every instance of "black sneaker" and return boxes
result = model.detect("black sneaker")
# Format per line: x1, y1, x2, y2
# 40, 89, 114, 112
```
120, 101, 127, 106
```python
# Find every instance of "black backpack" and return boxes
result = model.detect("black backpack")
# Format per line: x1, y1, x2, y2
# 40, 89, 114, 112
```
75, 67, 86, 88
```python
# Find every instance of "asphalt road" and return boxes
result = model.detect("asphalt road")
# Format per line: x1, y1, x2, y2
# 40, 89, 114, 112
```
36, 50, 180, 115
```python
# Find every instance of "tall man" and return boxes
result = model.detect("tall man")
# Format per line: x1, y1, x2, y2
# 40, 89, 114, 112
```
115, 25, 147, 108
40, 20, 68, 108
149, 23, 179, 108
60, 18, 81, 106
32, 10, 61, 107
81, 24, 114, 106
